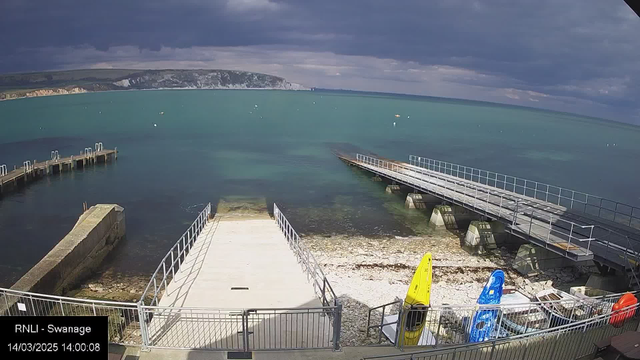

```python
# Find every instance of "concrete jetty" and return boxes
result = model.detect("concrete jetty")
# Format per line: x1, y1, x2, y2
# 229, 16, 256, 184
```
10, 204, 125, 295
143, 206, 335, 351
0, 142, 117, 197
158, 214, 320, 309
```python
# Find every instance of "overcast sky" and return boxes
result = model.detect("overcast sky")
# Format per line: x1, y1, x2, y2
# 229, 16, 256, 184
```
1, 0, 639, 123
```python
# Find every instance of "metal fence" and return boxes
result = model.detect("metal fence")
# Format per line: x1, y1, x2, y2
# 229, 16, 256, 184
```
0, 287, 142, 345
409, 155, 640, 230
273, 203, 339, 308
363, 301, 640, 360
140, 202, 212, 306
140, 305, 341, 351
366, 291, 635, 350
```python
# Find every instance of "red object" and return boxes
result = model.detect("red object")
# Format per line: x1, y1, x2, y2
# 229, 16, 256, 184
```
610, 293, 638, 328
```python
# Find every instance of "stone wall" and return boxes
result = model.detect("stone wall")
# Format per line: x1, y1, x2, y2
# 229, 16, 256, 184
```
10, 204, 125, 295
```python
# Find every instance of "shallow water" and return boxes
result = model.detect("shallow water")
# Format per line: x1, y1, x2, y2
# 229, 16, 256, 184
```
1, 89, 639, 286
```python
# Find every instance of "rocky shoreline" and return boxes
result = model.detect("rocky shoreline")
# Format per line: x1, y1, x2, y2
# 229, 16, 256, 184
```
303, 232, 597, 346
65, 270, 149, 303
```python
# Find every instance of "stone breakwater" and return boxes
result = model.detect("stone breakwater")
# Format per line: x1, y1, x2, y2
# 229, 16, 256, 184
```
303, 233, 597, 346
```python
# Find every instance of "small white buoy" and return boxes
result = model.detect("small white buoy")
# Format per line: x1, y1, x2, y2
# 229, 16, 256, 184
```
613, 143, 617, 146
313, 101, 316, 105
407, 116, 410, 119
255, 104, 258, 108
393, 122, 396, 127
159, 111, 164, 115
249, 111, 253, 114
395, 114, 400, 118
154, 123, 157, 127
607, 144, 610, 147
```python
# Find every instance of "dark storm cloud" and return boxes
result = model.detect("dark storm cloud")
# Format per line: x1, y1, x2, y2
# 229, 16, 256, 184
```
1, 0, 639, 122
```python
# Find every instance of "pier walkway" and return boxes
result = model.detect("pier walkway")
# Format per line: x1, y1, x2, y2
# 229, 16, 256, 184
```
0, 142, 117, 196
338, 153, 640, 284
140, 204, 339, 351
158, 215, 321, 309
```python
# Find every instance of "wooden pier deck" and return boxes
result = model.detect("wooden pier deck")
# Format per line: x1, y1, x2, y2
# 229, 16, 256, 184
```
0, 145, 117, 196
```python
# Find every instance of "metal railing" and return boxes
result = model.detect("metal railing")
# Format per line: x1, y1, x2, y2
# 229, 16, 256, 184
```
22, 160, 32, 173
140, 305, 341, 351
95, 142, 104, 152
273, 203, 339, 308
355, 154, 597, 259
366, 291, 634, 349
0, 164, 7, 177
0, 287, 141, 345
363, 301, 640, 360
0, 286, 342, 351
50, 150, 60, 161
140, 203, 212, 306
409, 155, 640, 229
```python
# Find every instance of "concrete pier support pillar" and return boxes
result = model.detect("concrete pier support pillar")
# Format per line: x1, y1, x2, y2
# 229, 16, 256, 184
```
372, 175, 382, 182
463, 221, 498, 254
512, 244, 593, 275
386, 184, 402, 194
405, 193, 427, 209
428, 204, 477, 229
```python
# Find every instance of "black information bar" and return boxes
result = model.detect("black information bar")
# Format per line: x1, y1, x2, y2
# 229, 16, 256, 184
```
0, 316, 108, 359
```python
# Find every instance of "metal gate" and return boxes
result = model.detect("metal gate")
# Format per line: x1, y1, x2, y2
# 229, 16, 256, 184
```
141, 305, 342, 351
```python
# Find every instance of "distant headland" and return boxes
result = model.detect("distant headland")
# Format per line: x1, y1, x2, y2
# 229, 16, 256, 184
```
0, 69, 309, 101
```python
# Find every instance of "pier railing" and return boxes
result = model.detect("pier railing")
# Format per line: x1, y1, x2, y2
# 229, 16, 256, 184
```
140, 203, 212, 306
356, 154, 597, 259
366, 291, 636, 349
363, 301, 640, 360
140, 304, 342, 351
409, 155, 640, 230
273, 203, 339, 309
1, 286, 636, 353
0, 287, 141, 345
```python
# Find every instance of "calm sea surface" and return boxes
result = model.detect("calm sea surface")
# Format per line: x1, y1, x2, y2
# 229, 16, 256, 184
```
1, 89, 640, 286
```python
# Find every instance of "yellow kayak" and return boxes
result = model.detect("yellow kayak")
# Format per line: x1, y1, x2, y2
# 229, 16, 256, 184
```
402, 252, 433, 346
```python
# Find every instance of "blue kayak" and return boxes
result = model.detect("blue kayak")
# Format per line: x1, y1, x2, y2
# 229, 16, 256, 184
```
468, 269, 505, 343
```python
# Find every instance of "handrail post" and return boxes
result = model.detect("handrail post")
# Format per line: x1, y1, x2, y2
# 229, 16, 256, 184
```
138, 301, 150, 351
332, 303, 343, 351
512, 199, 520, 225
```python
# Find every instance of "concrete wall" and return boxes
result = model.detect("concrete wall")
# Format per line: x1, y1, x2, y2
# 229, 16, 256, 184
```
10, 204, 125, 295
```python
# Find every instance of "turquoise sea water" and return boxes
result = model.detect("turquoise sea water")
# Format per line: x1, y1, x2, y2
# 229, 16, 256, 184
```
1, 89, 640, 286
